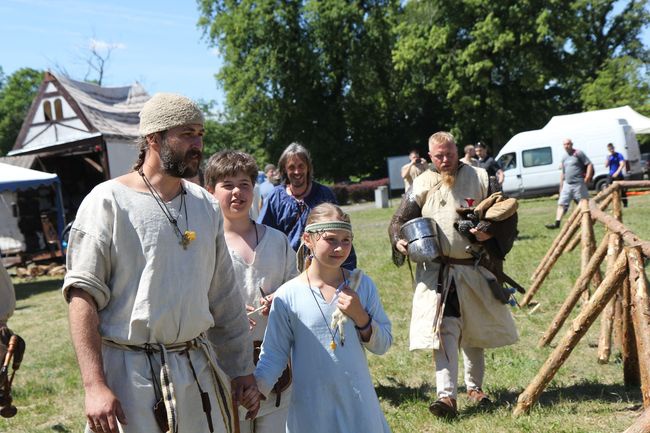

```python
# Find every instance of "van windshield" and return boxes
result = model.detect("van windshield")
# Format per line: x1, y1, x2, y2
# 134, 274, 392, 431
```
498, 152, 516, 170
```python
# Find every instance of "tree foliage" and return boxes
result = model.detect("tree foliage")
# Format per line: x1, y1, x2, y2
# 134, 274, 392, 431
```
0, 67, 44, 157
198, 0, 402, 179
197, 0, 650, 178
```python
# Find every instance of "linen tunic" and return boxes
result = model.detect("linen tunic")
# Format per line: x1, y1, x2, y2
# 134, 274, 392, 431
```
63, 179, 254, 433
408, 166, 518, 350
228, 225, 297, 419
255, 270, 392, 433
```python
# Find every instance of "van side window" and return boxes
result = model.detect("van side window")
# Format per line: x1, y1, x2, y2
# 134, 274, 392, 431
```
498, 152, 516, 170
523, 147, 552, 167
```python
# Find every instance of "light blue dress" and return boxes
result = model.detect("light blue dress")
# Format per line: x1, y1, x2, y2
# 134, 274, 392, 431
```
255, 269, 392, 433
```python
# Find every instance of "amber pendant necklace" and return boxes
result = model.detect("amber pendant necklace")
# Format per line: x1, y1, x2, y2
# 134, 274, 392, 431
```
139, 170, 196, 249
306, 268, 344, 351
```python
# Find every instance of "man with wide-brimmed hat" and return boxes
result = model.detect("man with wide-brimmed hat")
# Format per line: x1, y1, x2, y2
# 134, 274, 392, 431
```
64, 93, 258, 433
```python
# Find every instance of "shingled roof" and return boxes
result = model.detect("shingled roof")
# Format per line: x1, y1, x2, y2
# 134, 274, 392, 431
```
56, 73, 150, 139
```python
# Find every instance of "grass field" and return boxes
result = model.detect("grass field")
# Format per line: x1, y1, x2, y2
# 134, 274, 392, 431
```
2, 193, 650, 433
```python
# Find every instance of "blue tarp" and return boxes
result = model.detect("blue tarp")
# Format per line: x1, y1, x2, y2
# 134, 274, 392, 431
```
0, 162, 66, 241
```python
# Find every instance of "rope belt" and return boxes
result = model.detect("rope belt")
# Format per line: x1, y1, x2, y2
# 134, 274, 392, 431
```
102, 334, 235, 433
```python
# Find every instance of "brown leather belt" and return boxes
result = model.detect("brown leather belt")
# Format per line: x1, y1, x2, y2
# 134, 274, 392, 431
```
434, 256, 474, 266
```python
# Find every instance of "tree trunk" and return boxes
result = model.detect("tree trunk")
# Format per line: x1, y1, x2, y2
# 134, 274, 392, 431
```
521, 213, 581, 306
538, 234, 608, 347
598, 233, 622, 363
628, 247, 650, 407
513, 251, 628, 417
589, 202, 650, 258
531, 205, 581, 281
580, 199, 598, 301
564, 194, 613, 253
622, 275, 640, 386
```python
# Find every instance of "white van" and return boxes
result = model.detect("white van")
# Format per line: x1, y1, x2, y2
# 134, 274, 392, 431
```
496, 118, 644, 198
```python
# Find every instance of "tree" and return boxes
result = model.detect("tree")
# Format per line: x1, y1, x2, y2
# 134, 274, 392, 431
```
198, 0, 402, 180
392, 0, 650, 150
580, 56, 650, 110
0, 68, 44, 156
198, 0, 650, 176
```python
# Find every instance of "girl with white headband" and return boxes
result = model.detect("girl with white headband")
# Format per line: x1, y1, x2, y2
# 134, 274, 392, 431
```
254, 203, 392, 433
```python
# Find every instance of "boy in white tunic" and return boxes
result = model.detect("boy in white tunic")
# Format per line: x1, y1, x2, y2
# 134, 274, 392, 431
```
63, 93, 259, 433
205, 150, 297, 433
389, 132, 519, 419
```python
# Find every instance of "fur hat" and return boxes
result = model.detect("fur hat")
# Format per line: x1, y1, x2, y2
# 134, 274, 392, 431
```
138, 93, 204, 136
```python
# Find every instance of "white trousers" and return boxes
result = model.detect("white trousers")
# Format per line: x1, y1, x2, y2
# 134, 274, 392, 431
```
434, 316, 485, 399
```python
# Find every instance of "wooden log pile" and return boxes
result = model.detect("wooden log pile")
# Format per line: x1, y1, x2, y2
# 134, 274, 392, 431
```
512, 181, 650, 433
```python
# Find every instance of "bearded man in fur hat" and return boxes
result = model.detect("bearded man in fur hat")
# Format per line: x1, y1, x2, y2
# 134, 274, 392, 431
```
64, 93, 258, 433
389, 131, 519, 419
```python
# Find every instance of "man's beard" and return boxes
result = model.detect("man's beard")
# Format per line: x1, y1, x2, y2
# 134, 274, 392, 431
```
160, 139, 202, 178
441, 169, 457, 187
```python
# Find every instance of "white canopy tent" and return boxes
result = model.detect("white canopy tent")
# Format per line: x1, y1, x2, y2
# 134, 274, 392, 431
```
544, 105, 650, 134
0, 163, 65, 254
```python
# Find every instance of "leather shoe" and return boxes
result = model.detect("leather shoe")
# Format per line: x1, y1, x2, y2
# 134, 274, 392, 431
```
428, 396, 458, 419
467, 388, 492, 406
544, 222, 559, 229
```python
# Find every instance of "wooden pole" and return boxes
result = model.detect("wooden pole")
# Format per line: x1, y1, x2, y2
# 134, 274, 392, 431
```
580, 199, 598, 302
614, 180, 650, 189
623, 406, 650, 433
589, 202, 650, 258
564, 194, 613, 254
598, 233, 622, 363
622, 274, 640, 387
513, 251, 628, 417
612, 188, 623, 222
538, 234, 609, 347
531, 205, 581, 281
629, 247, 650, 407
521, 212, 583, 306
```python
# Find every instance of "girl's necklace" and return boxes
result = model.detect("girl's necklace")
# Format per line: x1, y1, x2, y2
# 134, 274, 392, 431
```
139, 170, 196, 249
306, 267, 346, 351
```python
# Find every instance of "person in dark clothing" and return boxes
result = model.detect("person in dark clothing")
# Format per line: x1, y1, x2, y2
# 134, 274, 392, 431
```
474, 142, 503, 184
605, 143, 628, 207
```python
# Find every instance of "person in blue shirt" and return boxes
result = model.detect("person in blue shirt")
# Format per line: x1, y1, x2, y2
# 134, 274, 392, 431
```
259, 164, 279, 205
258, 143, 357, 269
605, 143, 628, 207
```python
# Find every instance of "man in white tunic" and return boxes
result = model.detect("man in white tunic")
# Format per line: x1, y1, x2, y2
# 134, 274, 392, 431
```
63, 93, 258, 433
389, 132, 518, 419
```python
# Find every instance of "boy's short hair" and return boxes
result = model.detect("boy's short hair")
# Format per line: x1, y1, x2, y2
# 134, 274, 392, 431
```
204, 150, 259, 188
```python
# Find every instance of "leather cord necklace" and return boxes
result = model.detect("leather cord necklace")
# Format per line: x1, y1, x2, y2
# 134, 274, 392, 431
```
139, 170, 195, 249
306, 267, 346, 350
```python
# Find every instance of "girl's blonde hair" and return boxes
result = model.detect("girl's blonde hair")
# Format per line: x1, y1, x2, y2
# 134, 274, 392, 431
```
298, 203, 351, 272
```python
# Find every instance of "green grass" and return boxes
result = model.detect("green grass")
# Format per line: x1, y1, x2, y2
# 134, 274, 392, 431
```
3, 193, 650, 432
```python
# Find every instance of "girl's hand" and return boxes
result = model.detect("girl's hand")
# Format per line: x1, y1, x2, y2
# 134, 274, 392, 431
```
259, 293, 274, 316
337, 288, 368, 326
246, 305, 257, 329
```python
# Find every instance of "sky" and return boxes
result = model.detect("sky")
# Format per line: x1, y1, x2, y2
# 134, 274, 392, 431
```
1, 0, 648, 114
0, 0, 226, 108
